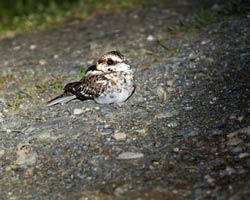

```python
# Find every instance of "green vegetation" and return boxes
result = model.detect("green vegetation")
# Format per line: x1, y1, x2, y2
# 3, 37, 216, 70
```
1, 0, 248, 36
36, 78, 65, 92
194, 8, 215, 29
194, 0, 250, 29
79, 67, 87, 79
7, 93, 23, 110
0, 0, 149, 35
167, 0, 250, 33
222, 0, 250, 15
0, 74, 12, 86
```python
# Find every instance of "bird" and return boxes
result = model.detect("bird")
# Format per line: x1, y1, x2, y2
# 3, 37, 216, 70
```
46, 51, 135, 107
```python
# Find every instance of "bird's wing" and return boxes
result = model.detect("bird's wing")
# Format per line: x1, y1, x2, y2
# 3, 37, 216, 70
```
45, 93, 76, 107
64, 73, 108, 100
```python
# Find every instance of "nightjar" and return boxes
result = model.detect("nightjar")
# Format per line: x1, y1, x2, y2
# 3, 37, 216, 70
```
46, 51, 135, 106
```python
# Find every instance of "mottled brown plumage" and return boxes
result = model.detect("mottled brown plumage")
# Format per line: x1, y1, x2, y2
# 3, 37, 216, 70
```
64, 73, 108, 100
46, 51, 134, 107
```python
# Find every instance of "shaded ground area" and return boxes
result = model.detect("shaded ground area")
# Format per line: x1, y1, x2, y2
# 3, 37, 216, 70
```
0, 1, 249, 199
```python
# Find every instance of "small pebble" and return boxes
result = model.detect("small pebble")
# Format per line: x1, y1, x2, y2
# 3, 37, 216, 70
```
155, 110, 178, 119
15, 144, 37, 168
100, 128, 113, 136
173, 147, 179, 152
227, 132, 238, 138
24, 168, 34, 177
231, 146, 242, 153
146, 35, 155, 41
167, 80, 174, 86
227, 138, 243, 146
87, 60, 94, 65
172, 190, 178, 194
5, 165, 12, 172
39, 59, 47, 66
204, 174, 215, 184
238, 153, 249, 159
84, 108, 91, 112
73, 108, 84, 115
135, 129, 146, 135
0, 112, 4, 118
13, 46, 21, 51
29, 44, 36, 50
184, 106, 193, 111
156, 86, 167, 102
201, 40, 208, 45
114, 184, 130, 196
133, 14, 138, 19
117, 152, 144, 160
0, 149, 5, 157
168, 121, 178, 128
167, 87, 175, 92
89, 42, 98, 50
113, 132, 127, 140
225, 166, 236, 175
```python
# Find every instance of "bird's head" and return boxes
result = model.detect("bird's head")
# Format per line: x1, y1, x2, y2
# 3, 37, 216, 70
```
96, 51, 131, 73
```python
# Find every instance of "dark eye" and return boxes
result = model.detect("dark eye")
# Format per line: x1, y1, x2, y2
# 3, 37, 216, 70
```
107, 58, 114, 65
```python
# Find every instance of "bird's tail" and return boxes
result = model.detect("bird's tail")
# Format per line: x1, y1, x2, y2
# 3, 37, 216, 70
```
45, 93, 76, 107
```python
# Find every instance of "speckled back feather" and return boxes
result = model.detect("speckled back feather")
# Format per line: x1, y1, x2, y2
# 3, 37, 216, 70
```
64, 73, 108, 100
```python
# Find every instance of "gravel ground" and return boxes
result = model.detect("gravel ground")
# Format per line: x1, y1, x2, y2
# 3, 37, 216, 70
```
0, 1, 249, 200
